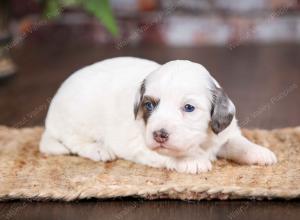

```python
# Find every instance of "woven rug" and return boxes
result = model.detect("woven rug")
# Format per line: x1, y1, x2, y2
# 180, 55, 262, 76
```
0, 126, 299, 201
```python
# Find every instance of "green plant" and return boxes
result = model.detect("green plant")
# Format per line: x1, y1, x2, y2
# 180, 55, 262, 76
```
39, 0, 119, 36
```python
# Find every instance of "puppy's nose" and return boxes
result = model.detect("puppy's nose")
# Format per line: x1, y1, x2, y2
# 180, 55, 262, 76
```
153, 129, 169, 144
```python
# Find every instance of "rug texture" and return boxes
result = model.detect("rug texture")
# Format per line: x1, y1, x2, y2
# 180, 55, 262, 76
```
0, 126, 299, 201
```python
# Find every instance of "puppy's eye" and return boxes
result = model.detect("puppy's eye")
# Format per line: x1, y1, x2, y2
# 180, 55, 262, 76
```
183, 104, 195, 112
144, 102, 154, 112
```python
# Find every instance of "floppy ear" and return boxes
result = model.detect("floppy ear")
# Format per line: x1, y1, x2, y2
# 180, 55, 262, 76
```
134, 80, 146, 119
210, 87, 235, 134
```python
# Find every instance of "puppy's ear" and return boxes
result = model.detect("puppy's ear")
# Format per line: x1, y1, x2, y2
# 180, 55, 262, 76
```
210, 87, 235, 134
134, 80, 146, 119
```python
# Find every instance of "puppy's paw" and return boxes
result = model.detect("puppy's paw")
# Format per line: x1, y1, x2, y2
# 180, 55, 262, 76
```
167, 157, 212, 174
239, 145, 277, 165
78, 143, 115, 162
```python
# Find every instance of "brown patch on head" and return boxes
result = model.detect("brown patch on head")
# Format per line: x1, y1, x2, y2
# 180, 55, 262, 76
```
141, 96, 160, 123
134, 80, 160, 123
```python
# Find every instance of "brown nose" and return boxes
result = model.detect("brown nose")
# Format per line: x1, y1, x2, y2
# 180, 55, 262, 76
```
153, 129, 169, 144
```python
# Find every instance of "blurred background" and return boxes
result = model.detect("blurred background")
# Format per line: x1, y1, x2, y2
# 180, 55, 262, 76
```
0, 0, 300, 129
0, 1, 300, 219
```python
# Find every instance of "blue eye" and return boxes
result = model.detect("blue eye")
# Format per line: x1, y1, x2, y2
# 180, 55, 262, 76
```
183, 104, 195, 112
144, 102, 154, 112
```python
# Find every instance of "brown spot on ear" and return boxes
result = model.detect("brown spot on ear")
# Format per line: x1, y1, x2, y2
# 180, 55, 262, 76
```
134, 80, 146, 119
141, 96, 160, 124
210, 86, 235, 134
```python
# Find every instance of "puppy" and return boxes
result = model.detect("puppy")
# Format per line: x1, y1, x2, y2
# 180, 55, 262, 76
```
40, 57, 277, 174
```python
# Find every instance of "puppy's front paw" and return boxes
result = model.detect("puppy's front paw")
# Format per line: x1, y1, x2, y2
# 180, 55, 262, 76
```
240, 145, 277, 165
78, 143, 115, 162
167, 157, 212, 174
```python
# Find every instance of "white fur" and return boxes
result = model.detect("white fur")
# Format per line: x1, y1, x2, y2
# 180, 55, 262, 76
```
40, 57, 277, 174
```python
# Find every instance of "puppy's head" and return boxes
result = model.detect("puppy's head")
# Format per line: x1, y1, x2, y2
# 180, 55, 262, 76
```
134, 60, 235, 158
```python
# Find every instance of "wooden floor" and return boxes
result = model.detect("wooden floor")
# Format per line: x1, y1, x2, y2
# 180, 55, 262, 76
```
0, 40, 299, 220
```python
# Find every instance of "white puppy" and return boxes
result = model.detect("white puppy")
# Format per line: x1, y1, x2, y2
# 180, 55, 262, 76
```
40, 57, 277, 174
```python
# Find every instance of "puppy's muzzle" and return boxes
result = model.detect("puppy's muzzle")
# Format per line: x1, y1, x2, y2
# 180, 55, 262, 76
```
153, 129, 169, 144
